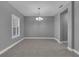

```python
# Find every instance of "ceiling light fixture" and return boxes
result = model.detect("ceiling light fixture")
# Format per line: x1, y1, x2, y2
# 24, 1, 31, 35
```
36, 17, 43, 21
35, 7, 43, 21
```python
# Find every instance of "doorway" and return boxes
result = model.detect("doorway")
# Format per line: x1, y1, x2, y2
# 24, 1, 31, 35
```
60, 9, 68, 42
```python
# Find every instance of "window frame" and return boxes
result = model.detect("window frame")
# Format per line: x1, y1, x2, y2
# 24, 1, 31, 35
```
12, 14, 20, 39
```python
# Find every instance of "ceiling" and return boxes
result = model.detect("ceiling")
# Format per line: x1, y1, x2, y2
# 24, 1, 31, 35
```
8, 1, 70, 16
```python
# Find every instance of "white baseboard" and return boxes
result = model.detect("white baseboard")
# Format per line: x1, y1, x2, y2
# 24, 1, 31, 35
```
24, 37, 55, 39
53, 38, 61, 44
67, 47, 79, 55
73, 49, 79, 55
24, 37, 61, 44
0, 38, 24, 55
67, 47, 73, 52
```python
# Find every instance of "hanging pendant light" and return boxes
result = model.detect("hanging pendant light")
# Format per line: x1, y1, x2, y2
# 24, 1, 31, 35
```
35, 7, 43, 21
36, 17, 43, 21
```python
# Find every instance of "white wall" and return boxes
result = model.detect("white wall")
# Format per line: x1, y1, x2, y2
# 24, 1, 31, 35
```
54, 14, 60, 40
24, 16, 55, 37
0, 2, 24, 51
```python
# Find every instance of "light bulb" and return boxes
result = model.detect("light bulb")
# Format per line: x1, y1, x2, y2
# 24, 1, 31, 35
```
36, 17, 43, 21
36, 17, 38, 21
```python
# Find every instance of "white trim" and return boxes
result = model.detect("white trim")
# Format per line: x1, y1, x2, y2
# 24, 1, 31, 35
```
67, 46, 79, 55
24, 37, 55, 39
53, 37, 61, 44
12, 14, 20, 39
52, 38, 68, 44
73, 49, 79, 55
24, 37, 61, 44
67, 47, 73, 52
0, 38, 24, 55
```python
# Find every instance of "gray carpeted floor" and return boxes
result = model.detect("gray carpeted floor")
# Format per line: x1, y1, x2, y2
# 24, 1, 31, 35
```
0, 39, 79, 57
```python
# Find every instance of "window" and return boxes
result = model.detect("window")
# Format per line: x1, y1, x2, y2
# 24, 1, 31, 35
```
12, 14, 20, 39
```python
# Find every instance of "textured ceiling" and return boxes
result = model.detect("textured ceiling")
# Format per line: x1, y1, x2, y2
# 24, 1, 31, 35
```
8, 1, 70, 16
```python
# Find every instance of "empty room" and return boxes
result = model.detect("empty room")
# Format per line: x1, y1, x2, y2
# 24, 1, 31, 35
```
0, 0, 79, 57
